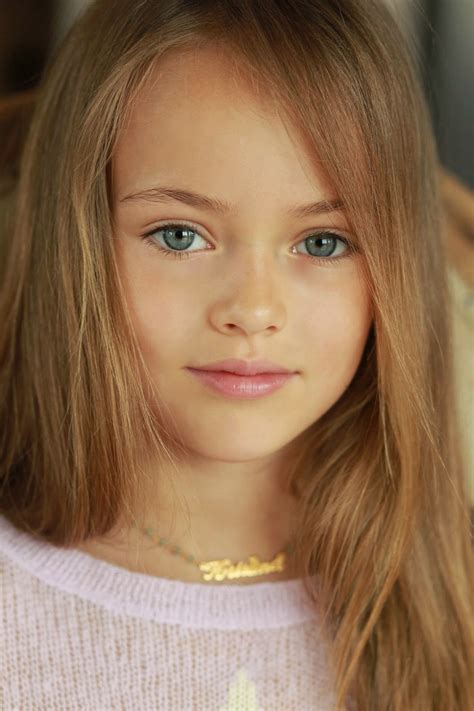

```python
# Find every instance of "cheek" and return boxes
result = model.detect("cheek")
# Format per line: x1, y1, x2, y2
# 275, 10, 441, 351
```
301, 278, 372, 386
119, 256, 197, 363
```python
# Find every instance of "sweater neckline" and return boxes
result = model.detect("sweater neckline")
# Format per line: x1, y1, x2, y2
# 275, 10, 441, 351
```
0, 513, 321, 630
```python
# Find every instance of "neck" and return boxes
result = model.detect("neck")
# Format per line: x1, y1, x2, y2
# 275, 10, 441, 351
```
79, 442, 301, 584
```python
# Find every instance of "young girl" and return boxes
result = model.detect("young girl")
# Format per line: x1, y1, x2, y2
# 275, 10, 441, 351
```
0, 1, 472, 709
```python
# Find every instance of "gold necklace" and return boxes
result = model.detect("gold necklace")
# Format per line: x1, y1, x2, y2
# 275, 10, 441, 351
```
131, 522, 295, 583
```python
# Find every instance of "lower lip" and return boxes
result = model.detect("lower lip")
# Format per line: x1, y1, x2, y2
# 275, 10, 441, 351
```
186, 368, 296, 399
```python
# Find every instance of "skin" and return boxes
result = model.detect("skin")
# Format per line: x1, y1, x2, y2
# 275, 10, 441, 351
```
80, 45, 373, 584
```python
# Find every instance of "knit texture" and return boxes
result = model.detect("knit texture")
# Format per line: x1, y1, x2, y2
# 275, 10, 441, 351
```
0, 513, 351, 710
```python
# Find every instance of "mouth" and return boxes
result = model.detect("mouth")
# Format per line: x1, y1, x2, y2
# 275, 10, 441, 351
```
185, 367, 297, 399
189, 358, 295, 377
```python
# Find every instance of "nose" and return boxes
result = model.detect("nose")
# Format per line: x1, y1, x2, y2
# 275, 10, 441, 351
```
208, 250, 287, 338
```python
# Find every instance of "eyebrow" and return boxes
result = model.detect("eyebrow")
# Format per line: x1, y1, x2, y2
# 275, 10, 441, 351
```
118, 185, 344, 219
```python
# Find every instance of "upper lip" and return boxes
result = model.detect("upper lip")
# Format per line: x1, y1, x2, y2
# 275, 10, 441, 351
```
189, 359, 295, 376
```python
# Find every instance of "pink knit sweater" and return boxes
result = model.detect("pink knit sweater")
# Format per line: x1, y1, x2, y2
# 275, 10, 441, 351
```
0, 513, 353, 710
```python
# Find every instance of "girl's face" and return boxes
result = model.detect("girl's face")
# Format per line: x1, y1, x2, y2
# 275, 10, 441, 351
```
112, 46, 373, 463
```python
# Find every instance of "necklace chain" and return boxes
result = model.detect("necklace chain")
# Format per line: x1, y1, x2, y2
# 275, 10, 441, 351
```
131, 522, 295, 582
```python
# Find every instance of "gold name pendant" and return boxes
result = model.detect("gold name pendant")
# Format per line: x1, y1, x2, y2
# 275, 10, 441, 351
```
198, 552, 287, 582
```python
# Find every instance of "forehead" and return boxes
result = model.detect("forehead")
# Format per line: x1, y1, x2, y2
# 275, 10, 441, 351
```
131, 44, 280, 124
111, 45, 337, 205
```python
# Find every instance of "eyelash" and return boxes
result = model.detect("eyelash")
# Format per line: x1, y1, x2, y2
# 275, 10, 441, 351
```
140, 221, 356, 266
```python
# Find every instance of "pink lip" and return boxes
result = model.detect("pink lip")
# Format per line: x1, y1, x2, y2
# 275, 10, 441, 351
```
190, 358, 294, 376
186, 368, 296, 399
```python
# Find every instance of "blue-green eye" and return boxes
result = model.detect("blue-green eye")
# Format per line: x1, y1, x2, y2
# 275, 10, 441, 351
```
142, 223, 208, 259
154, 225, 203, 251
141, 222, 355, 265
293, 232, 350, 260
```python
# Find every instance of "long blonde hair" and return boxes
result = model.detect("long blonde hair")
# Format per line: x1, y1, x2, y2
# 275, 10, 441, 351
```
0, 1, 472, 708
